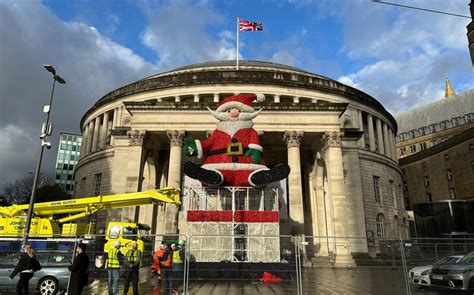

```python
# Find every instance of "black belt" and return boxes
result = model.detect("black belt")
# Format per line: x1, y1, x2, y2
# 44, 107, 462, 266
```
208, 147, 249, 156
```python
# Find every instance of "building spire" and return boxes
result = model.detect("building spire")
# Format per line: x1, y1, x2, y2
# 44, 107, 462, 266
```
444, 74, 456, 98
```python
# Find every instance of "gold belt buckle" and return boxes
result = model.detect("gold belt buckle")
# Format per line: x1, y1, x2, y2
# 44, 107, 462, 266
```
227, 142, 243, 155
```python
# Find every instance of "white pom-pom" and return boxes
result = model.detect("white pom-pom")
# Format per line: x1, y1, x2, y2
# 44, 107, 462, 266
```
256, 93, 265, 102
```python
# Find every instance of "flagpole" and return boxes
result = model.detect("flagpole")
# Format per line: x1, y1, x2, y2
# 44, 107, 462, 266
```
236, 17, 239, 71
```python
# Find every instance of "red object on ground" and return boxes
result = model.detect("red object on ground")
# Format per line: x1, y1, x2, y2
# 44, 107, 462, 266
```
259, 271, 282, 283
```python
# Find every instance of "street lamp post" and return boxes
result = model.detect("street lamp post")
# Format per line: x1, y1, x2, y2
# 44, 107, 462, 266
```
22, 65, 66, 246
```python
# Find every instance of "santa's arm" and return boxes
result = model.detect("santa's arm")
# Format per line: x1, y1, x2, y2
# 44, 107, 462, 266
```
245, 129, 263, 164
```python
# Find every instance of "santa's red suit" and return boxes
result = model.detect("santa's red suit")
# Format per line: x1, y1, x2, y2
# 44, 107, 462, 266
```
194, 127, 267, 186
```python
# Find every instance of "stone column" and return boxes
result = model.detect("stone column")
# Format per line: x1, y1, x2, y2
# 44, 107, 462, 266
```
165, 130, 185, 234
86, 121, 94, 155
116, 106, 123, 126
358, 111, 365, 149
283, 131, 305, 233
375, 118, 384, 155
110, 130, 146, 223
213, 93, 219, 103
367, 114, 376, 151
293, 96, 299, 103
174, 96, 181, 103
382, 123, 390, 158
321, 132, 355, 266
80, 123, 89, 158
100, 111, 109, 150
389, 129, 397, 161
111, 108, 118, 146
274, 95, 280, 103
193, 94, 199, 103
91, 116, 101, 153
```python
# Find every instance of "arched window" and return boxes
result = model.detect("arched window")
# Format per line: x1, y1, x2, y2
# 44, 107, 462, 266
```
376, 214, 385, 238
394, 215, 399, 238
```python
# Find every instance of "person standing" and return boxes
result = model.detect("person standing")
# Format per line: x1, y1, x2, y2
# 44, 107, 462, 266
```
158, 244, 173, 295
9, 244, 41, 295
151, 244, 166, 279
171, 241, 185, 294
123, 242, 142, 295
68, 243, 90, 295
106, 241, 124, 295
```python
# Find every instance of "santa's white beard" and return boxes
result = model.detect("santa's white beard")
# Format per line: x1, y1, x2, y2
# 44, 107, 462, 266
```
216, 120, 253, 136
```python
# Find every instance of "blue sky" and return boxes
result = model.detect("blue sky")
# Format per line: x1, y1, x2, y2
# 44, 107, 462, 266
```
0, 0, 472, 187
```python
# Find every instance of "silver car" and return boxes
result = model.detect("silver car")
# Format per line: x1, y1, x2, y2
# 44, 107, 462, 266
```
0, 251, 71, 295
408, 255, 463, 287
430, 251, 474, 291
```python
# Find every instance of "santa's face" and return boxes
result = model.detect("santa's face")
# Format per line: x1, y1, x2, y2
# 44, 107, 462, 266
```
228, 108, 241, 121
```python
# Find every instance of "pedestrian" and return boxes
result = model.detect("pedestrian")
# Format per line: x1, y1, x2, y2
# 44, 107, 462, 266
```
123, 242, 142, 295
171, 241, 185, 294
9, 244, 41, 295
68, 243, 90, 295
106, 241, 124, 295
157, 243, 173, 295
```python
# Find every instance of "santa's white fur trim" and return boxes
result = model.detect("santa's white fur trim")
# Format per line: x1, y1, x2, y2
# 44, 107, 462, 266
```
195, 140, 203, 159
216, 101, 255, 113
248, 143, 263, 152
202, 163, 266, 171
248, 167, 270, 187
256, 93, 265, 102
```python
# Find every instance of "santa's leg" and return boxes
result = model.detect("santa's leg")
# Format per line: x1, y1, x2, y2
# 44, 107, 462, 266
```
248, 164, 291, 187
183, 162, 223, 186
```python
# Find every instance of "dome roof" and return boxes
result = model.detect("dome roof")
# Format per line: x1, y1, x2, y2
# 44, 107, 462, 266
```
83, 60, 396, 129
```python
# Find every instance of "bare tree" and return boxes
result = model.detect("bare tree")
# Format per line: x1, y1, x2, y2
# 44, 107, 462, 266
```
1, 173, 55, 205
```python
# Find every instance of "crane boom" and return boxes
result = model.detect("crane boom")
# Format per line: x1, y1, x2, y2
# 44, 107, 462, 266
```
0, 187, 180, 222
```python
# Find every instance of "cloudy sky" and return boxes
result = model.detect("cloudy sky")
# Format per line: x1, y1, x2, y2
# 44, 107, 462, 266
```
0, 0, 472, 188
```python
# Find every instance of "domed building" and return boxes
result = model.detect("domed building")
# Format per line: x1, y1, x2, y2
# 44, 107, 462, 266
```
75, 60, 406, 262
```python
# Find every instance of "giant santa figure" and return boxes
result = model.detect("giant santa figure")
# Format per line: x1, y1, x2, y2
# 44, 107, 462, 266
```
182, 93, 290, 187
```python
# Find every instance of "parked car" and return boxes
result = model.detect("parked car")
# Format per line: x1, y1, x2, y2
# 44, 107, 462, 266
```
408, 255, 463, 287
430, 251, 474, 291
0, 251, 71, 294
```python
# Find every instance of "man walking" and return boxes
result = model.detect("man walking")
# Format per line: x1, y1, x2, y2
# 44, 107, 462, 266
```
123, 242, 142, 295
106, 241, 123, 295
68, 243, 90, 295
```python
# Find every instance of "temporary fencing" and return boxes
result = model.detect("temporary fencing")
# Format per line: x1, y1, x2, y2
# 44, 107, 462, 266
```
1, 234, 474, 294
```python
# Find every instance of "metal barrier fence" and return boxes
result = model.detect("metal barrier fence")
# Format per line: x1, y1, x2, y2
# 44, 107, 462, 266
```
0, 235, 474, 294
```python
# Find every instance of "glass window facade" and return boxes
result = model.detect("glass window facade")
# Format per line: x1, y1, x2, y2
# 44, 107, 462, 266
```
54, 132, 82, 194
413, 201, 474, 238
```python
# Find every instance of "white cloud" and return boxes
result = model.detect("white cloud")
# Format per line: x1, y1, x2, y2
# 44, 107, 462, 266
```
0, 1, 156, 189
139, 1, 235, 69
330, 0, 473, 114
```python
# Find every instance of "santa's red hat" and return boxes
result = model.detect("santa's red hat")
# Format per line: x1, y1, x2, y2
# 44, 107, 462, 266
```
215, 93, 265, 112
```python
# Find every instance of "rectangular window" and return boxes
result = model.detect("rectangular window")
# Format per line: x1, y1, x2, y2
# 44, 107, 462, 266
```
403, 181, 408, 192
423, 176, 430, 187
420, 142, 427, 150
94, 173, 102, 196
449, 188, 456, 199
410, 145, 417, 153
80, 177, 86, 197
390, 180, 396, 206
447, 169, 453, 181
67, 174, 73, 181
373, 176, 381, 203
55, 174, 60, 180
426, 193, 432, 203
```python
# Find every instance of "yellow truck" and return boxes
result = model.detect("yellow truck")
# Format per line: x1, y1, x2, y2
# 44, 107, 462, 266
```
0, 187, 180, 254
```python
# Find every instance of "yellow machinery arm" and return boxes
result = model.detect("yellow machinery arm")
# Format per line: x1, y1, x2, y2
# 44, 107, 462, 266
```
0, 187, 180, 223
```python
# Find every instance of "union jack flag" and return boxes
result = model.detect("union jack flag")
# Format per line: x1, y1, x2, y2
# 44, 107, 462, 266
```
239, 18, 263, 32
